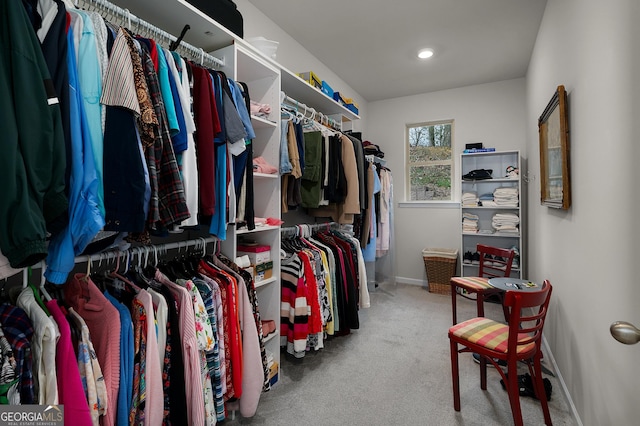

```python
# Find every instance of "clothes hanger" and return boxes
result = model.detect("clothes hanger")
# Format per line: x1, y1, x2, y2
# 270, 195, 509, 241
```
106, 251, 129, 292
184, 239, 206, 279
143, 245, 160, 280
281, 107, 295, 121
126, 247, 151, 288
38, 262, 53, 303
157, 245, 176, 281
160, 243, 191, 281
22, 268, 29, 289
0, 281, 7, 304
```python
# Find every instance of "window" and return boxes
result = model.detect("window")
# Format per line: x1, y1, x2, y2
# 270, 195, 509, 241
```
406, 120, 454, 201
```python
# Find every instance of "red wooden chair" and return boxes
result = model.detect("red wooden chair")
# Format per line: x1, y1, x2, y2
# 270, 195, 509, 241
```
448, 280, 553, 426
450, 244, 515, 325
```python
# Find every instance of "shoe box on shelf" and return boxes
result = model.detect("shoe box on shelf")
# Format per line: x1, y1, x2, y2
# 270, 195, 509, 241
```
266, 350, 278, 386
237, 243, 273, 282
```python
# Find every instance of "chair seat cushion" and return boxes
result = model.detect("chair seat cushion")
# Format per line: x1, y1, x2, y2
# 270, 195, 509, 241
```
449, 317, 535, 355
450, 276, 493, 292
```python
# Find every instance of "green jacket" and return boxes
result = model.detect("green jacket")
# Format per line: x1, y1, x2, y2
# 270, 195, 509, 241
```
0, 0, 68, 268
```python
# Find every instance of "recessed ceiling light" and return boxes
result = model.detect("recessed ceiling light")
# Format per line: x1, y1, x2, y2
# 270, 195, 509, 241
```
418, 48, 434, 59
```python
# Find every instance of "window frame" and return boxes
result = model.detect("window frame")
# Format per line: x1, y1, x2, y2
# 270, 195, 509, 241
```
405, 119, 455, 203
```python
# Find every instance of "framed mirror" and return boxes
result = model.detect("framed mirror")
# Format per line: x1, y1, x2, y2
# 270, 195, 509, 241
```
538, 85, 571, 209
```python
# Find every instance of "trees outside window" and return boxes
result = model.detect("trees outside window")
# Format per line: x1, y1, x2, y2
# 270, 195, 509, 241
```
406, 120, 453, 201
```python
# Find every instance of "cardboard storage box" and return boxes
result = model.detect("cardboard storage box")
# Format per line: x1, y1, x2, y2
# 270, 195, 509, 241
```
253, 261, 273, 282
298, 71, 322, 90
333, 91, 347, 105
321, 81, 334, 98
237, 244, 271, 264
268, 361, 278, 386
345, 102, 359, 115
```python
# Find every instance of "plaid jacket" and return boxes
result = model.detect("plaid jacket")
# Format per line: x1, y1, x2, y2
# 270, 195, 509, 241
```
0, 304, 35, 404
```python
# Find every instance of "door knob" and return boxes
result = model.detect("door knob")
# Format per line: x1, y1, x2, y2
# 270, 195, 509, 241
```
610, 321, 640, 345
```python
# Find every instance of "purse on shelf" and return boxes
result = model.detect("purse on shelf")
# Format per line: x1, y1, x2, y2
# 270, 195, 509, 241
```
184, 0, 244, 38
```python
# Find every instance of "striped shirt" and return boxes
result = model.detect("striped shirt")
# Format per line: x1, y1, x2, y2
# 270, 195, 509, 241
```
280, 254, 310, 358
194, 279, 225, 422
100, 27, 139, 114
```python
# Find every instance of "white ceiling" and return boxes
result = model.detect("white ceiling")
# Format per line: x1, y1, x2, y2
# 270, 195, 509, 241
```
247, 0, 548, 102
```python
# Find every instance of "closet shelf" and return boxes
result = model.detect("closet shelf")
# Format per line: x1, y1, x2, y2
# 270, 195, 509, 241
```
462, 178, 519, 184
251, 115, 277, 129
236, 225, 281, 235
255, 276, 277, 289
111, 0, 242, 52
253, 173, 279, 180
462, 232, 520, 238
263, 331, 279, 343
461, 206, 519, 210
280, 66, 359, 121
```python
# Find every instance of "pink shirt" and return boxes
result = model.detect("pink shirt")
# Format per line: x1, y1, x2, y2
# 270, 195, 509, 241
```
134, 290, 164, 426
65, 274, 121, 426
154, 270, 205, 426
46, 300, 92, 426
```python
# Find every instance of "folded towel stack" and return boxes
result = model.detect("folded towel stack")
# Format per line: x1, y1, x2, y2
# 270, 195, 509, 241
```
494, 187, 519, 207
462, 212, 479, 233
462, 192, 478, 207
492, 213, 520, 233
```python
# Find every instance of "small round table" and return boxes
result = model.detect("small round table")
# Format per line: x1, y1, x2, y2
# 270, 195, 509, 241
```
487, 277, 540, 292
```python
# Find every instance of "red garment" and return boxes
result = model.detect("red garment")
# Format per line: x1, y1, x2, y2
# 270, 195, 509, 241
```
298, 251, 322, 334
198, 261, 243, 398
217, 275, 235, 400
191, 64, 221, 216
147, 38, 160, 71
47, 300, 92, 426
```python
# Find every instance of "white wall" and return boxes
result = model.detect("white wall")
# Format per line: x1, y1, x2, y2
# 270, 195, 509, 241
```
234, 0, 367, 132
367, 79, 527, 283
526, 0, 639, 424
237, 1, 640, 423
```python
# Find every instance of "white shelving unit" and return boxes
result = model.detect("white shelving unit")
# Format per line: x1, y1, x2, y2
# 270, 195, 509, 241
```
460, 151, 525, 278
212, 42, 282, 384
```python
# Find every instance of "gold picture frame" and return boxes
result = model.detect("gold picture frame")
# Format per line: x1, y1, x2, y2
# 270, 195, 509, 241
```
538, 85, 571, 210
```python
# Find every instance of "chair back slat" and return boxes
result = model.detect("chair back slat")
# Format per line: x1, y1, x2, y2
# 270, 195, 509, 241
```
477, 244, 515, 278
504, 280, 552, 353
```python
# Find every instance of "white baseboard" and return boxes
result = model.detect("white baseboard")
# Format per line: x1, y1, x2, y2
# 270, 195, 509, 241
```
542, 336, 583, 426
395, 276, 427, 286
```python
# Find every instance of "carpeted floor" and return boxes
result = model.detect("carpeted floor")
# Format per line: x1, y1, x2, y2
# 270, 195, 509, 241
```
227, 282, 576, 425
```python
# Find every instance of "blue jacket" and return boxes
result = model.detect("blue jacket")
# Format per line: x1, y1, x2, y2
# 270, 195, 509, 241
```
46, 28, 104, 284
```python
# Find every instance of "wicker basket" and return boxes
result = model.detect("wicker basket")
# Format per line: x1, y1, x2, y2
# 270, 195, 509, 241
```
422, 248, 459, 295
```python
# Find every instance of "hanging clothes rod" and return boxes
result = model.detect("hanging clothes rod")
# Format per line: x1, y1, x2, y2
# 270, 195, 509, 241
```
280, 91, 342, 131
76, 0, 225, 68
75, 236, 219, 266
365, 154, 386, 166
281, 222, 338, 238
12, 237, 219, 274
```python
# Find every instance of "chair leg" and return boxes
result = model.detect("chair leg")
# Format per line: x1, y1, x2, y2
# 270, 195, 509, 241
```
451, 284, 458, 325
532, 355, 553, 426
480, 354, 487, 390
476, 291, 485, 318
450, 339, 461, 411
506, 360, 524, 426
500, 292, 509, 322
